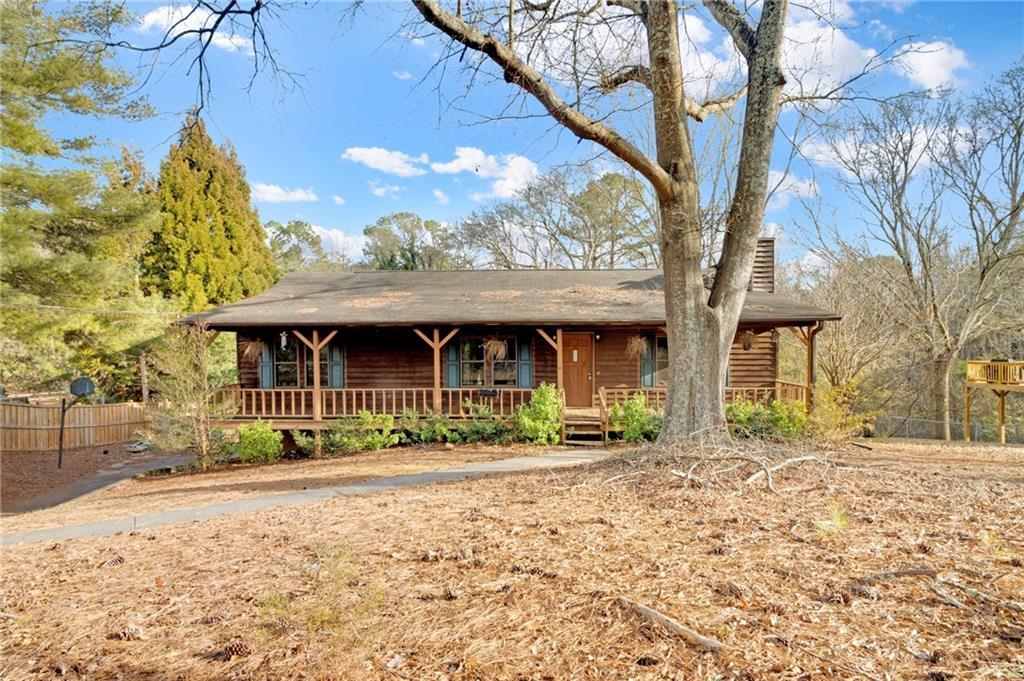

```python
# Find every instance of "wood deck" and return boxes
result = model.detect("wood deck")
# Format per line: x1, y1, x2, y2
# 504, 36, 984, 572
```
963, 360, 1023, 445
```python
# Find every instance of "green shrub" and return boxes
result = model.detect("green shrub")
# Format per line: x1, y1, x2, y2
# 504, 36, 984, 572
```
726, 397, 808, 439
399, 409, 456, 444
609, 392, 662, 442
291, 430, 321, 457
808, 383, 876, 441
512, 382, 563, 445
456, 401, 510, 443
321, 411, 400, 455
236, 420, 284, 464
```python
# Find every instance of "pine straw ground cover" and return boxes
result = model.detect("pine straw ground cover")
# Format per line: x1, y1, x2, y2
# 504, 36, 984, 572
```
1, 445, 523, 535
1, 440, 1022, 680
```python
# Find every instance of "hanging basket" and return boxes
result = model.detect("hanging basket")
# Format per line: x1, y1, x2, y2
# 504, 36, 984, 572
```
625, 335, 649, 361
483, 338, 508, 362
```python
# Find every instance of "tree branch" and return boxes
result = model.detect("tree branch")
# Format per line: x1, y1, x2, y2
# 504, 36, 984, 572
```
598, 64, 651, 93
685, 86, 747, 121
412, 0, 675, 198
701, 0, 755, 62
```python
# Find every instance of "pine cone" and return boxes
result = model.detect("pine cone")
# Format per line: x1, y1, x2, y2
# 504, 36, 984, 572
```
223, 641, 251, 659
117, 625, 144, 641
100, 554, 125, 568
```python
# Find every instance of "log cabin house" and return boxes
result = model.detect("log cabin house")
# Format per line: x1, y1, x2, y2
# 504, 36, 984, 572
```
190, 239, 839, 442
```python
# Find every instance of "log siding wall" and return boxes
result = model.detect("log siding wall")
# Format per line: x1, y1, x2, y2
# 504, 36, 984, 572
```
236, 326, 778, 392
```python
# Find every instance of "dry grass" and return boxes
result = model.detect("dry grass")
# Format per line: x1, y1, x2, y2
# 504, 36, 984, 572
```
0, 445, 519, 535
1, 440, 1022, 680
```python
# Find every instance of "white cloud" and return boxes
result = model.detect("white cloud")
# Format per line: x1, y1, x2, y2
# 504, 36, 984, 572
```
432, 188, 450, 205
895, 40, 969, 90
781, 19, 878, 100
138, 5, 252, 54
332, 195, 346, 206
342, 147, 428, 177
431, 147, 540, 200
399, 31, 426, 47
392, 70, 414, 80
369, 180, 403, 198
766, 170, 818, 211
252, 183, 318, 203
311, 226, 367, 260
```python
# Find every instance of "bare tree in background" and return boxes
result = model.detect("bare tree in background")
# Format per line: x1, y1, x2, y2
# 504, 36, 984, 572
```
459, 168, 656, 268
813, 65, 1024, 439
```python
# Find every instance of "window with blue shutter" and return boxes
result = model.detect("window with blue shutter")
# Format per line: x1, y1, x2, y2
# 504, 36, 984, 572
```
329, 344, 344, 388
640, 334, 656, 388
258, 341, 273, 389
518, 338, 533, 387
445, 343, 460, 387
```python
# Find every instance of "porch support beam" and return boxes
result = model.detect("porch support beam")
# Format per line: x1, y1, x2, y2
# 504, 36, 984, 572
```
556, 328, 564, 390
536, 328, 557, 350
789, 322, 823, 411
997, 390, 1007, 445
292, 330, 315, 350
203, 330, 221, 347
311, 330, 322, 422
414, 327, 460, 411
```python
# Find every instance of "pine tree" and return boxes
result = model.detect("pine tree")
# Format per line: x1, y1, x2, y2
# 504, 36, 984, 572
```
145, 115, 277, 310
0, 1, 166, 393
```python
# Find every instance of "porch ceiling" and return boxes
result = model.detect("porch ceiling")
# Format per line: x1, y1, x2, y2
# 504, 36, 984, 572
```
187, 270, 840, 329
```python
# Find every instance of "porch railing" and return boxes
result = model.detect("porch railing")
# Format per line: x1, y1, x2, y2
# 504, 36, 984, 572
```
597, 381, 809, 438
965, 360, 1024, 387
214, 386, 535, 421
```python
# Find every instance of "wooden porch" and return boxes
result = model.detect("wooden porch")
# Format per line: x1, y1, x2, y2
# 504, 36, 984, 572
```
963, 360, 1024, 445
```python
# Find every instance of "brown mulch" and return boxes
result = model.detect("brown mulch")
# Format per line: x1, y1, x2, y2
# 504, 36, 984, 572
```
1, 440, 1022, 679
0, 445, 173, 514
0, 445, 525, 534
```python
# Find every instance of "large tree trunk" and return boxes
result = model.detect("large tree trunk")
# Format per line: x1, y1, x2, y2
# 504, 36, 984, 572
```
928, 356, 954, 440
659, 198, 732, 439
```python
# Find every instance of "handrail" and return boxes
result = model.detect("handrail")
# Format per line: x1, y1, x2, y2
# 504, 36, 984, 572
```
965, 360, 1024, 386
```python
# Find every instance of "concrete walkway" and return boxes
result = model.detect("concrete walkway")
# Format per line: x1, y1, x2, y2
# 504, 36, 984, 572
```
1, 450, 608, 547
4, 452, 193, 515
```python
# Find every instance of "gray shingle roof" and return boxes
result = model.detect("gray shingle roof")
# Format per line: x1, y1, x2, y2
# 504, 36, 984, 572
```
188, 270, 840, 328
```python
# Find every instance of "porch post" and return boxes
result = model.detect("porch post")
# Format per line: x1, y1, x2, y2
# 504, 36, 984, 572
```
997, 390, 1007, 445
312, 330, 322, 422
432, 327, 441, 411
555, 328, 564, 390
805, 327, 816, 412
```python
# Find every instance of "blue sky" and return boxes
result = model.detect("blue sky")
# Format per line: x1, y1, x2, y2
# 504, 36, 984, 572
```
62, 1, 1024, 262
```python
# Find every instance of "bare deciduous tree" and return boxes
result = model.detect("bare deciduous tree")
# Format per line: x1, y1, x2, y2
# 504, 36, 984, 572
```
812, 65, 1024, 438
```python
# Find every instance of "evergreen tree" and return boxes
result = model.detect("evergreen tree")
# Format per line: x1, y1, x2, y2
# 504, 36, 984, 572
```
0, 1, 166, 393
145, 114, 277, 310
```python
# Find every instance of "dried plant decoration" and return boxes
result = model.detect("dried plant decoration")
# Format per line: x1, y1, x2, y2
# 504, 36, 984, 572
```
239, 339, 263, 363
740, 330, 756, 351
625, 335, 649, 361
483, 338, 508, 362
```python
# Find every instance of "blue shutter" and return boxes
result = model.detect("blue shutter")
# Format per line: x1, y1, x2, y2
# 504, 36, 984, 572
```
446, 342, 460, 387
258, 341, 273, 389
640, 334, 656, 388
518, 338, 533, 387
329, 344, 344, 388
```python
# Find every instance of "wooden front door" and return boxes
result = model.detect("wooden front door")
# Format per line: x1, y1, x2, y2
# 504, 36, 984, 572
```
563, 333, 594, 407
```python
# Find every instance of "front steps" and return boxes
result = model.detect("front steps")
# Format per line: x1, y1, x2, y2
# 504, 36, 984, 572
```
563, 413, 605, 447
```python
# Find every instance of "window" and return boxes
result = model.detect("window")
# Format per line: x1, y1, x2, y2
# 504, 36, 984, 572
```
303, 343, 343, 388
460, 337, 517, 387
274, 336, 299, 387
654, 336, 669, 386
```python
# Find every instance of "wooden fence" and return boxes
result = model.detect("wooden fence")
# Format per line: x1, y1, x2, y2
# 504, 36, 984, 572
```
0, 401, 150, 453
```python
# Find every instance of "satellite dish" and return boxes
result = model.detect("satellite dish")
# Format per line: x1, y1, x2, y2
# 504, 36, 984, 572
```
69, 376, 95, 398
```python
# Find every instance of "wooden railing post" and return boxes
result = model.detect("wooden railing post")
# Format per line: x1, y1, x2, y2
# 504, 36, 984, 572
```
555, 328, 564, 390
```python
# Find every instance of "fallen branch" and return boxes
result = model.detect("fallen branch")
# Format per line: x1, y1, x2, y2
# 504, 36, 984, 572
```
617, 597, 725, 652
854, 566, 937, 585
928, 584, 964, 608
671, 469, 708, 488
936, 577, 1024, 613
745, 456, 820, 485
